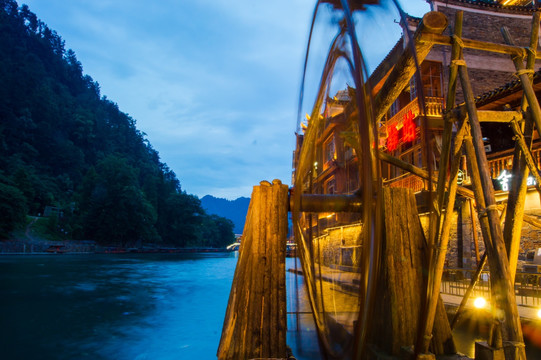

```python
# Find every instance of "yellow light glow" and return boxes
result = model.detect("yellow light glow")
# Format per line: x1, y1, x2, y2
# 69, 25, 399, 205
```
473, 297, 487, 309
537, 309, 541, 319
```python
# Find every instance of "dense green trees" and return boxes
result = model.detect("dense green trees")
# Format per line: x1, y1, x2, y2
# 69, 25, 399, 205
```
0, 175, 27, 238
0, 0, 235, 247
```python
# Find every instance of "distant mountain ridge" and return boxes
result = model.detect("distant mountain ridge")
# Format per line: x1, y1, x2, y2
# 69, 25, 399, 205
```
200, 195, 250, 234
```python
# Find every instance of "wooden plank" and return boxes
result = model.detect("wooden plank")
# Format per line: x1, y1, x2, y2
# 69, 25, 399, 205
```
218, 181, 288, 360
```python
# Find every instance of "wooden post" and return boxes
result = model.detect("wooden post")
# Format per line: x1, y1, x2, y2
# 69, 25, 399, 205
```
217, 180, 288, 360
470, 198, 481, 265
457, 42, 525, 355
417, 122, 467, 357
417, 11, 464, 357
502, 13, 541, 283
368, 187, 454, 357
510, 120, 541, 196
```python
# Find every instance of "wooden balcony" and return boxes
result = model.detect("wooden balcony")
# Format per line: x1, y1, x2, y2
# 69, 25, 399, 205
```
487, 146, 541, 179
386, 96, 444, 129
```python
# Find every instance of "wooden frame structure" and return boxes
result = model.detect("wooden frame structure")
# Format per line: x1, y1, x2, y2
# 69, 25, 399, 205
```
219, 7, 541, 360
375, 9, 541, 360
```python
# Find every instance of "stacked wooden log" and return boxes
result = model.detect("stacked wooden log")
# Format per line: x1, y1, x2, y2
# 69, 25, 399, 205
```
368, 187, 455, 357
217, 180, 289, 360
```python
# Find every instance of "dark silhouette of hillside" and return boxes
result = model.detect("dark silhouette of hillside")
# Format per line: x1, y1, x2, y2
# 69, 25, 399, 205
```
200, 196, 250, 234
0, 1, 234, 248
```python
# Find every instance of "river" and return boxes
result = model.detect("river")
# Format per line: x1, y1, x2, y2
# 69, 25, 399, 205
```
2, 254, 540, 359
0, 253, 240, 359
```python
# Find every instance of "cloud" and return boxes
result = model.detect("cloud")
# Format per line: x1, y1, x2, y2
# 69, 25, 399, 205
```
22, 0, 430, 199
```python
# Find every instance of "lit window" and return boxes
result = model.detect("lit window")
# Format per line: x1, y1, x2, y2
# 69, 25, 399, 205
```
324, 137, 336, 166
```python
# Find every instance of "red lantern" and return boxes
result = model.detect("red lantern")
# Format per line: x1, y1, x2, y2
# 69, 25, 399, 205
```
387, 124, 398, 152
403, 109, 416, 143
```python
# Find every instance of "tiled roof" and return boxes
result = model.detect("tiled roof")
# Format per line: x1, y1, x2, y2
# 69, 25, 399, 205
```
475, 69, 541, 106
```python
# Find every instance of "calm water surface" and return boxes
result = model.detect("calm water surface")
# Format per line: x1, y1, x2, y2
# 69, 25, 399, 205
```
0, 253, 239, 359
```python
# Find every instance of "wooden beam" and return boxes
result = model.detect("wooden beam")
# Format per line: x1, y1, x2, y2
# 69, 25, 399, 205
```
290, 194, 362, 213
419, 33, 535, 59
453, 106, 522, 123
478, 110, 522, 123
373, 11, 448, 121
418, 11, 464, 354
502, 26, 541, 143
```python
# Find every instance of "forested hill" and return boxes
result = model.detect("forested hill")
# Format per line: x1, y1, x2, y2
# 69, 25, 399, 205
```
201, 196, 250, 234
0, 0, 235, 248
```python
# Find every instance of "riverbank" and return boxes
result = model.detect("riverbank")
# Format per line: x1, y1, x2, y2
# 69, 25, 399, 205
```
0, 239, 233, 255
1, 219, 231, 254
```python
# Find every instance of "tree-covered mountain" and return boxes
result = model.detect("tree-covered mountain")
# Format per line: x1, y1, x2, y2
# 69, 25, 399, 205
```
200, 195, 250, 234
0, 0, 235, 248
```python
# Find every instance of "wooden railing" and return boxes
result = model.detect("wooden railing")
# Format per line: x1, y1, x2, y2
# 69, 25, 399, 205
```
387, 96, 444, 128
425, 96, 444, 117
487, 147, 541, 178
386, 173, 425, 193
442, 268, 541, 308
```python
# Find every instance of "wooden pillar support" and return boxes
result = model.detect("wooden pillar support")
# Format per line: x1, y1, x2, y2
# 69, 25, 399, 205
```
418, 11, 464, 356
456, 30, 525, 356
502, 13, 541, 283
217, 180, 289, 360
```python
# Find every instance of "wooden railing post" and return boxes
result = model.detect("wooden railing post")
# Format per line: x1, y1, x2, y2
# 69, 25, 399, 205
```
217, 180, 288, 360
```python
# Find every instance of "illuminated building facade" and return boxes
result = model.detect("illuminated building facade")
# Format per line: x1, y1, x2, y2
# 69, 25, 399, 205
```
292, 0, 541, 265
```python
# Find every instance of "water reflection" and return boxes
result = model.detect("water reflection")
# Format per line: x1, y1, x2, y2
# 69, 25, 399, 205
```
0, 253, 237, 359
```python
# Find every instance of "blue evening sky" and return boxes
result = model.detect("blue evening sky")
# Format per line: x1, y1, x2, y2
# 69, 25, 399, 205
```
21, 0, 430, 199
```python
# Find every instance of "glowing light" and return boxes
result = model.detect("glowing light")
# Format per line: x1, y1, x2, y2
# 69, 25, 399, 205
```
473, 297, 487, 309
402, 109, 416, 142
387, 124, 398, 152
497, 169, 537, 191
537, 308, 541, 319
